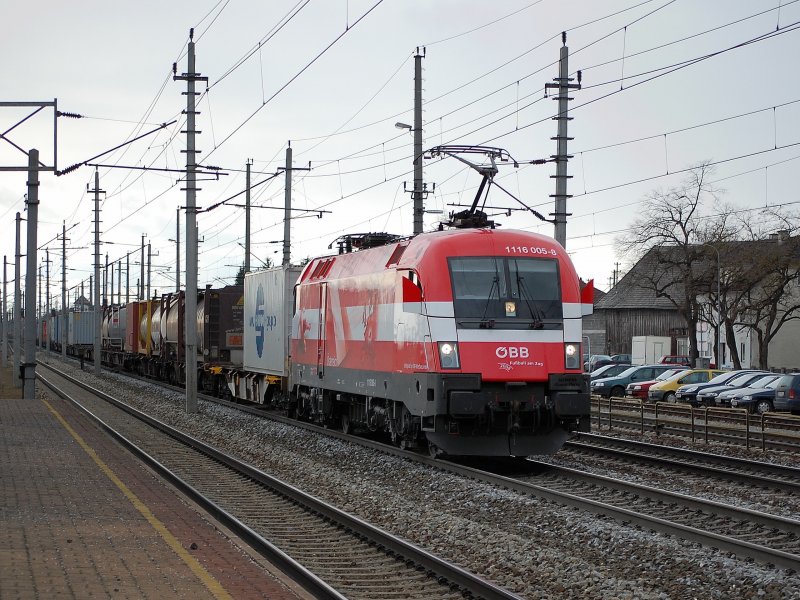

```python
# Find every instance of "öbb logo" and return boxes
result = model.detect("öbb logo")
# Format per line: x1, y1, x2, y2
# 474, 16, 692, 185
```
495, 346, 529, 359
250, 284, 278, 358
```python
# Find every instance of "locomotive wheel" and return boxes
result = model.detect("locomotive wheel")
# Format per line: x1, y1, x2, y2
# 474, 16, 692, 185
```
340, 412, 352, 435
428, 443, 443, 459
394, 407, 414, 448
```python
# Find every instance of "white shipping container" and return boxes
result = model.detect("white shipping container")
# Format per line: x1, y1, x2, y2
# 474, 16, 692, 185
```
243, 266, 302, 376
68, 310, 98, 345
631, 335, 671, 365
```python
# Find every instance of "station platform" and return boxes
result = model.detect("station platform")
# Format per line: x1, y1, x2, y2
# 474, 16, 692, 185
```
0, 364, 310, 599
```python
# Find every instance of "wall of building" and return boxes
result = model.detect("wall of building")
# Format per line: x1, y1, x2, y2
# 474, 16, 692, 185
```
601, 308, 688, 355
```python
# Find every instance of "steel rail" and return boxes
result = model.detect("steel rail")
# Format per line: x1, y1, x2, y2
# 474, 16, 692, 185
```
37, 369, 346, 600
566, 433, 800, 493
42, 357, 800, 570
37, 361, 524, 600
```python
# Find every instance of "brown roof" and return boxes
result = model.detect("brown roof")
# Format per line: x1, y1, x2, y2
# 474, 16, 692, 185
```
596, 235, 800, 311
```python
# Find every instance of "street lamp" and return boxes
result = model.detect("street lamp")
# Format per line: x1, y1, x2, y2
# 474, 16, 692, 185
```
395, 121, 423, 235
168, 237, 180, 291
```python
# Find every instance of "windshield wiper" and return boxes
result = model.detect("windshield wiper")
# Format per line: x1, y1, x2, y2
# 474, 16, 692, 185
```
479, 276, 499, 328
516, 274, 545, 329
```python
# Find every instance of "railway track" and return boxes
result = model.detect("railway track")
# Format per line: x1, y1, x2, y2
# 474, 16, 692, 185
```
43, 356, 800, 573
564, 433, 800, 493
37, 362, 522, 600
199, 384, 800, 569
504, 460, 800, 570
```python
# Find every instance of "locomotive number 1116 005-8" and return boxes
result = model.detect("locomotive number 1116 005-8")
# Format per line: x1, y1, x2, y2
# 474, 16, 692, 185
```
504, 245, 558, 256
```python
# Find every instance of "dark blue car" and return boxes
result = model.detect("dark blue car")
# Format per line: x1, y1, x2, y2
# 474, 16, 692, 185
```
728, 378, 782, 414
713, 374, 781, 407
774, 373, 800, 414
696, 372, 771, 407
675, 370, 758, 407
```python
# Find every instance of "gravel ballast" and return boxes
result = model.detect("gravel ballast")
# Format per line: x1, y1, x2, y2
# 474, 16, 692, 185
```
42, 358, 800, 599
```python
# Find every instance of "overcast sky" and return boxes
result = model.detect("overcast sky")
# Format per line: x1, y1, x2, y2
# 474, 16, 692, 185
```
1, 0, 799, 308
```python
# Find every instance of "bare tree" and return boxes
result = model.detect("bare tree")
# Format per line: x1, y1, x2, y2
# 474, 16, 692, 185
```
617, 163, 735, 364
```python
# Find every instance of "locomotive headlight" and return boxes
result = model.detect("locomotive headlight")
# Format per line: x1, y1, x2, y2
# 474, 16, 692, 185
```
564, 343, 580, 370
438, 342, 460, 369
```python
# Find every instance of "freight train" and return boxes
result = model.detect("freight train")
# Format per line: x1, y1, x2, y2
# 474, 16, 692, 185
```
46, 227, 593, 457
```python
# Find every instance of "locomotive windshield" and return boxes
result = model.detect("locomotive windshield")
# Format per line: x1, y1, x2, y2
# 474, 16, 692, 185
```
448, 257, 562, 328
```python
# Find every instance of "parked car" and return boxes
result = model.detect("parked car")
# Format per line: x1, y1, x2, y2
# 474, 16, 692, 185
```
611, 353, 631, 364
590, 364, 677, 399
584, 354, 612, 372
773, 373, 800, 414
675, 370, 762, 407
729, 378, 783, 414
625, 367, 687, 400
659, 355, 692, 367
647, 369, 725, 403
590, 363, 632, 381
713, 374, 781, 407
695, 371, 771, 407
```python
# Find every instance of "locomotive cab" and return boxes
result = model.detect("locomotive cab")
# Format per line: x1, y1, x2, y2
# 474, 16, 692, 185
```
419, 247, 589, 456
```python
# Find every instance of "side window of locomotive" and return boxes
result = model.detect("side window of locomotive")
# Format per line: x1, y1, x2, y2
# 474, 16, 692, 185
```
406, 270, 423, 295
400, 269, 424, 307
508, 258, 562, 320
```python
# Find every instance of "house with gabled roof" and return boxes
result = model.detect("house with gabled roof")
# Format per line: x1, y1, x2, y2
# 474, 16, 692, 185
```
592, 250, 691, 359
591, 233, 800, 371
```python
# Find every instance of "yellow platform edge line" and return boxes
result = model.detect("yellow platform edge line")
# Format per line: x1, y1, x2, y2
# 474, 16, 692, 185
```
42, 398, 234, 600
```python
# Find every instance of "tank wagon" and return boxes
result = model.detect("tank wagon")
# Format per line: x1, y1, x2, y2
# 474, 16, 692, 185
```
98, 285, 243, 392
228, 227, 593, 457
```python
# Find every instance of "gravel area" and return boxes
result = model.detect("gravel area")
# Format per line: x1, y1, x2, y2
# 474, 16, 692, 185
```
43, 358, 800, 600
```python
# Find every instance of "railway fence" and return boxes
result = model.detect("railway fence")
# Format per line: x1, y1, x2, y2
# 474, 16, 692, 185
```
591, 394, 800, 452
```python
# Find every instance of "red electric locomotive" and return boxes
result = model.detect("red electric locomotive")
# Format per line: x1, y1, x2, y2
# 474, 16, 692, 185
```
289, 227, 593, 456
